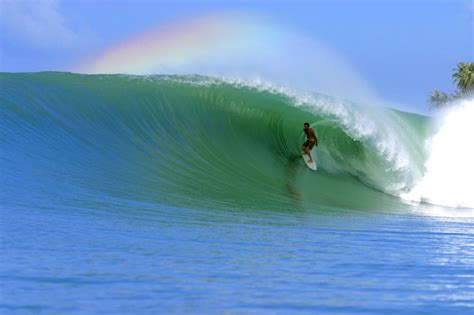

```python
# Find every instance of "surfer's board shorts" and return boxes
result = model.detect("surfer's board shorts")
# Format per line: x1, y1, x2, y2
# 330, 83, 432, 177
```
303, 140, 316, 150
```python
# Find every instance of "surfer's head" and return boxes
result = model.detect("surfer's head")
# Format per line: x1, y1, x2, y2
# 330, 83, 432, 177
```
304, 122, 310, 130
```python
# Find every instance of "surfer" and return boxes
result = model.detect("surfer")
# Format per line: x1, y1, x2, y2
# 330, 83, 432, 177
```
302, 122, 318, 163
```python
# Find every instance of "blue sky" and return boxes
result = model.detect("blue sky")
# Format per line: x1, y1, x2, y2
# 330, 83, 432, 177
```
1, 0, 472, 114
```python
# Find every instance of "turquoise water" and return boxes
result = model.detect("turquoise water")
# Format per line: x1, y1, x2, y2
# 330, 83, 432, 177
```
1, 72, 473, 314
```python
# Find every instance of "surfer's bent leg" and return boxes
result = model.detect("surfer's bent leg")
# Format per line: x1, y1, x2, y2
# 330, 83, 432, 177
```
302, 140, 310, 154
306, 141, 315, 163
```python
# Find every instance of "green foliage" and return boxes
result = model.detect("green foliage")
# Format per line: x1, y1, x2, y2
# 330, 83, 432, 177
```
428, 90, 449, 109
452, 62, 474, 94
428, 62, 474, 109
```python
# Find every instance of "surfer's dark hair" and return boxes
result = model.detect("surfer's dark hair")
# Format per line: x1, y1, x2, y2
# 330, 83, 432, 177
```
304, 122, 310, 127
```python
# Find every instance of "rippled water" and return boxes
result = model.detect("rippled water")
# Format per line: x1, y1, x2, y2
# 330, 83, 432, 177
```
2, 201, 473, 314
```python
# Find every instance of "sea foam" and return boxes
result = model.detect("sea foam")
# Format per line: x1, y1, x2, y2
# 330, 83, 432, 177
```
402, 99, 474, 209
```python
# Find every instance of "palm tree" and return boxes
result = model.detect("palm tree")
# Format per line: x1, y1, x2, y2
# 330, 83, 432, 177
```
427, 62, 473, 110
452, 62, 474, 94
428, 90, 449, 109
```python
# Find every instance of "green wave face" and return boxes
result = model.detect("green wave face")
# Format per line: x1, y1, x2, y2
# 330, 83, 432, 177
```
0, 72, 429, 211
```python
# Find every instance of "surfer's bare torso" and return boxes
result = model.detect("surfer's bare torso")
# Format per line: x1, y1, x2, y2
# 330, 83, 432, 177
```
305, 128, 316, 142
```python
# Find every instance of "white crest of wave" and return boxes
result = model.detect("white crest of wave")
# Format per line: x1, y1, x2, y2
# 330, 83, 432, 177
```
402, 99, 474, 209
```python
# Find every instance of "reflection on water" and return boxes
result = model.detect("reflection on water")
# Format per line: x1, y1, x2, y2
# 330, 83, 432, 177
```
285, 153, 305, 210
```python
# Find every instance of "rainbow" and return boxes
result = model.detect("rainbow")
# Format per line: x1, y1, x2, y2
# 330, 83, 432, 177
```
82, 13, 276, 74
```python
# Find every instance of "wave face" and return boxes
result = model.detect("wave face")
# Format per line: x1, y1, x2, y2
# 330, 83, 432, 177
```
1, 72, 430, 211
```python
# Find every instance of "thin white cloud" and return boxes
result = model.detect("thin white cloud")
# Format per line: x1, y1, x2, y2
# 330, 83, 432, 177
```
1, 0, 81, 50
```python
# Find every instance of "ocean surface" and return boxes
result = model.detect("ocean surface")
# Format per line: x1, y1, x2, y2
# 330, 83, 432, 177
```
1, 72, 473, 314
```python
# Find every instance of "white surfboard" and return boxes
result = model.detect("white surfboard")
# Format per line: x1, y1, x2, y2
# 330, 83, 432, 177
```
302, 147, 318, 171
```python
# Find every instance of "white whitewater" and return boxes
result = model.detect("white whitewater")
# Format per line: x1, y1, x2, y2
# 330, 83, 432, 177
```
402, 99, 474, 209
